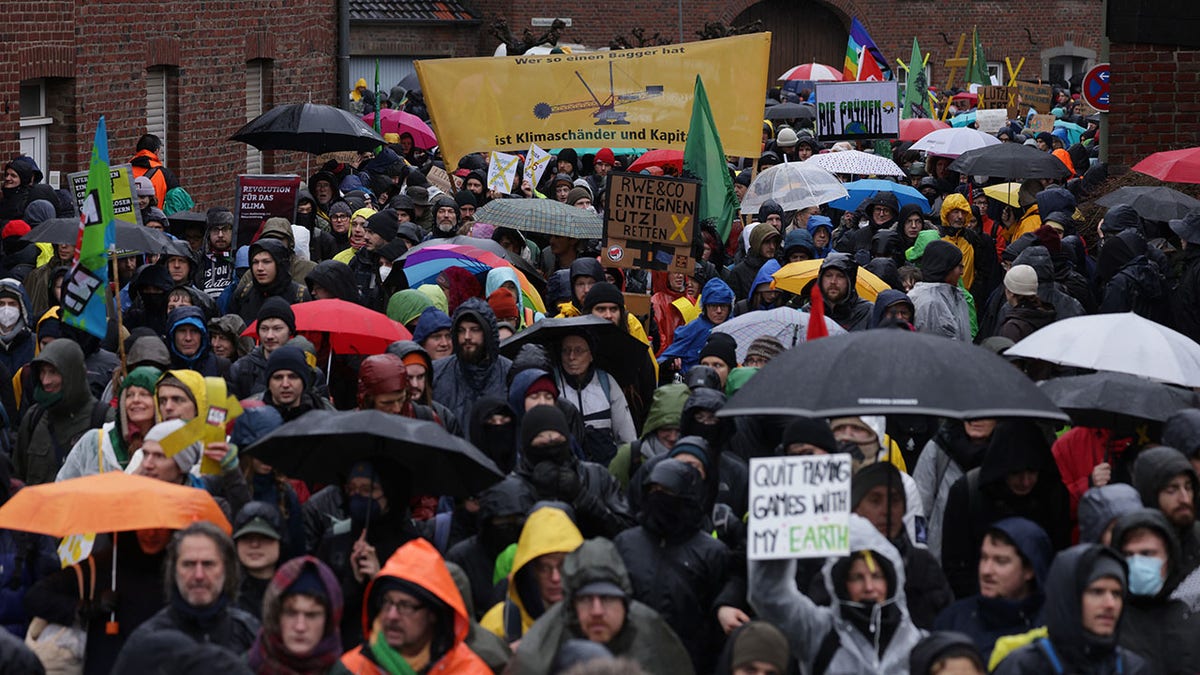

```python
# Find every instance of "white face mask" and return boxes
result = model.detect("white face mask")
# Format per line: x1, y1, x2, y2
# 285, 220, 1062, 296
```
0, 305, 20, 329
378, 266, 392, 282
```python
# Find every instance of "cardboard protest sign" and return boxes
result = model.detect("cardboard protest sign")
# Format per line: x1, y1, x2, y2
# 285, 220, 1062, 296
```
1027, 114, 1056, 135
976, 109, 1007, 134
815, 81, 900, 141
524, 143, 553, 188
415, 33, 770, 167
979, 85, 1016, 118
235, 175, 301, 249
69, 164, 141, 226
603, 172, 698, 274
1017, 81, 1053, 114
487, 151, 520, 192
426, 165, 455, 195
749, 455, 852, 560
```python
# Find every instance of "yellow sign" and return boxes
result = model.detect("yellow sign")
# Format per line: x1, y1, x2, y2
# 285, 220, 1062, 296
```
416, 33, 772, 167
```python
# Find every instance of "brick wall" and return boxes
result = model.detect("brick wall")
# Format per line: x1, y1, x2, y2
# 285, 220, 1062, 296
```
1, 0, 336, 211
1107, 42, 1200, 170
352, 23, 482, 59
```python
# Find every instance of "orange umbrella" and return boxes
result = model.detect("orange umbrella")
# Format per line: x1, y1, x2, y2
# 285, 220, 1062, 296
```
0, 472, 231, 537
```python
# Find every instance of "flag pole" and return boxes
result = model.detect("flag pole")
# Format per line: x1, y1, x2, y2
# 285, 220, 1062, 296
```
109, 250, 127, 381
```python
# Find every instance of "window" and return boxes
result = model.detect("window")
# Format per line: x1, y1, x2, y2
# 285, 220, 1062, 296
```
19, 80, 50, 185
246, 61, 266, 174
146, 67, 168, 162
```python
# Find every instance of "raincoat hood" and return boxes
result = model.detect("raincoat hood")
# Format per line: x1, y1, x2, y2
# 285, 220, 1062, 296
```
563, 538, 634, 612
1041, 544, 1128, 664
749, 223, 782, 257
1163, 410, 1200, 459
819, 251, 860, 290
158, 368, 208, 419
31, 337, 91, 411
782, 228, 818, 259
756, 199, 784, 225
485, 267, 521, 301
412, 305, 453, 345
1011, 245, 1058, 303
0, 278, 32, 332
1101, 204, 1141, 235
385, 339, 433, 372
1036, 187, 1076, 222
1132, 446, 1199, 509
821, 514, 911, 621
248, 238, 294, 291
909, 632, 981, 675
508, 506, 584, 625
751, 259, 782, 295
479, 475, 536, 522
386, 289, 434, 326
166, 305, 211, 366
869, 289, 913, 328
507, 367, 555, 420
990, 517, 1054, 589
451, 297, 501, 363
978, 420, 1053, 488
700, 277, 735, 308
304, 260, 361, 303
939, 193, 974, 229
640, 383, 688, 437
363, 538, 471, 651
1078, 484, 1143, 544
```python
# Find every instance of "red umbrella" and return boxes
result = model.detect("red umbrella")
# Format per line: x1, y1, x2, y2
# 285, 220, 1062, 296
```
1132, 147, 1200, 184
899, 118, 951, 142
777, 63, 843, 82
362, 110, 437, 149
242, 299, 411, 354
627, 149, 684, 174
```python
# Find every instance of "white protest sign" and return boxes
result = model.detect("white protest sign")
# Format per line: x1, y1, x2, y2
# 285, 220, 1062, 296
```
975, 109, 1007, 134
487, 151, 520, 193
524, 143, 552, 187
748, 455, 852, 560
814, 81, 900, 141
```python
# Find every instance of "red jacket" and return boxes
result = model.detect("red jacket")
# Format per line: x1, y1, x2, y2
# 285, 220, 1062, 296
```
1052, 426, 1134, 522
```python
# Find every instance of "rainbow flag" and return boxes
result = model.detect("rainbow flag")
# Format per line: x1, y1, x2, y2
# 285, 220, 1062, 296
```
62, 118, 116, 339
843, 18, 893, 82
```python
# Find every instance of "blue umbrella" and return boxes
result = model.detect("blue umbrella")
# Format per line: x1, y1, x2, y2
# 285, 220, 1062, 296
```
950, 111, 977, 128
828, 179, 931, 213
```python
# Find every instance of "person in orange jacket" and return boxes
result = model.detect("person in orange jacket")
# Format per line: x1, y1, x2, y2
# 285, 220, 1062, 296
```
335, 538, 490, 675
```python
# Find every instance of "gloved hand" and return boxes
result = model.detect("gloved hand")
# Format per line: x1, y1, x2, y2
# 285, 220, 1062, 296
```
530, 461, 581, 500
81, 589, 118, 623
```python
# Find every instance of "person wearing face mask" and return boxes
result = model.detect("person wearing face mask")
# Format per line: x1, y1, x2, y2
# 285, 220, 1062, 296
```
0, 280, 32, 377
446, 477, 537, 619
302, 459, 418, 648
1111, 508, 1200, 673
123, 264, 176, 338
615, 459, 729, 673
514, 405, 634, 539
466, 397, 519, 475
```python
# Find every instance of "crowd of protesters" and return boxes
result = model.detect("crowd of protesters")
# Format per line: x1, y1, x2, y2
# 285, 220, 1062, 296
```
0, 69, 1196, 675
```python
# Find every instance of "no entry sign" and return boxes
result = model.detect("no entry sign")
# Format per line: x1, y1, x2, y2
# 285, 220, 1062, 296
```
1082, 63, 1110, 113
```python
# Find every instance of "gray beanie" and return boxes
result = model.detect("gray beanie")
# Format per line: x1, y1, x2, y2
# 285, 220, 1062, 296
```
145, 419, 203, 473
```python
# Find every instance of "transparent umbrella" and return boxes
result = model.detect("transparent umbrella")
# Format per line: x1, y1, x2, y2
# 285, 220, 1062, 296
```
739, 162, 848, 215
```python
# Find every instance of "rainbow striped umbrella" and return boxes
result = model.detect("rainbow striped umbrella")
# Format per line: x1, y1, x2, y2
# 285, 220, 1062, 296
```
402, 244, 546, 313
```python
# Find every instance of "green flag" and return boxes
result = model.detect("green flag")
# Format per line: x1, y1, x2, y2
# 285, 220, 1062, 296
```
967, 27, 990, 86
63, 118, 116, 339
902, 38, 930, 119
682, 75, 737, 244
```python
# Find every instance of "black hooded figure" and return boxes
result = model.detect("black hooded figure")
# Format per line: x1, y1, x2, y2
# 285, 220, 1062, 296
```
446, 476, 536, 618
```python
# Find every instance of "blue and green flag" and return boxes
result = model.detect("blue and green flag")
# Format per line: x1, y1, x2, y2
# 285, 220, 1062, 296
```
62, 118, 116, 339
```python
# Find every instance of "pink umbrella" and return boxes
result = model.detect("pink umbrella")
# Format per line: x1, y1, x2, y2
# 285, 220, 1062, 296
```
362, 110, 437, 149
899, 118, 951, 142
778, 63, 843, 82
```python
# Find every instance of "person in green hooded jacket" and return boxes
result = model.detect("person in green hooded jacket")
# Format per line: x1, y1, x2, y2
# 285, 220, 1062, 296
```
57, 366, 162, 480
608, 383, 688, 489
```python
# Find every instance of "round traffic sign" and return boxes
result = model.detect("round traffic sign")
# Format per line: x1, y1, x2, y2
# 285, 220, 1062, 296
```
1082, 63, 1110, 113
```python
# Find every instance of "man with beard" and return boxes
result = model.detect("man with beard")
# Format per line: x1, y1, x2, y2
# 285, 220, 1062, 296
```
1132, 446, 1200, 574
427, 195, 461, 239
195, 207, 236, 301
115, 522, 259, 660
431, 299, 512, 430
808, 253, 874, 332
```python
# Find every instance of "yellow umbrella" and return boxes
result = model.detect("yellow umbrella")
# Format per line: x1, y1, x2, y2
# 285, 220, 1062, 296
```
983, 182, 1023, 207
773, 259, 890, 302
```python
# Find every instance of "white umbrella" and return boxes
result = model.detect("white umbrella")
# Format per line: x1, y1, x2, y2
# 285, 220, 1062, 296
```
713, 307, 846, 362
778, 63, 843, 82
739, 162, 849, 215
1006, 313, 1200, 388
908, 127, 1002, 158
807, 150, 906, 177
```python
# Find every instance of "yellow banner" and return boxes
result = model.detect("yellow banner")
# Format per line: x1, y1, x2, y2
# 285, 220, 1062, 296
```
416, 33, 771, 167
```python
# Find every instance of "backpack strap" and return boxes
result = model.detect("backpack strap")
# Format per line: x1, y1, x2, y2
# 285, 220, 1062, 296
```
812, 627, 841, 674
503, 598, 524, 642
1035, 637, 1065, 674
432, 511, 452, 554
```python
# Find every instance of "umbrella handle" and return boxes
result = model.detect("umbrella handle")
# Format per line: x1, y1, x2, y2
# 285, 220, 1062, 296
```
106, 532, 119, 635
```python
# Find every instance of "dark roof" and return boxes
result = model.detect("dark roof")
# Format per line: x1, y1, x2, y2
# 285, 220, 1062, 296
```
349, 0, 477, 21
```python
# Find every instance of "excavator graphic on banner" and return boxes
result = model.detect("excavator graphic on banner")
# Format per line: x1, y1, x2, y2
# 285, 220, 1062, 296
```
533, 62, 664, 125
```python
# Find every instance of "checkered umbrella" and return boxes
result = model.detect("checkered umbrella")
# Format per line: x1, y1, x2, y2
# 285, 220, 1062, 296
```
807, 150, 906, 177
473, 198, 603, 238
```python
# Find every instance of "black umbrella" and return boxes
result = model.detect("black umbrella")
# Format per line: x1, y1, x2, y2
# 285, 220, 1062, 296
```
24, 217, 174, 254
948, 143, 1072, 180
721, 330, 1068, 421
231, 103, 386, 154
764, 102, 816, 122
1095, 187, 1200, 223
242, 409, 504, 497
1037, 371, 1198, 427
500, 315, 649, 391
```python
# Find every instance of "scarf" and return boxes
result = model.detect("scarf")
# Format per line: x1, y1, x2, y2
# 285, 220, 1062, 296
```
170, 588, 229, 634
370, 632, 419, 675
107, 425, 130, 468
246, 623, 341, 675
